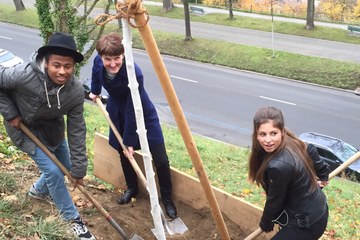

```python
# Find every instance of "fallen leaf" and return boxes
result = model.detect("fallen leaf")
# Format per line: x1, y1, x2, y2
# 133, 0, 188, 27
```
3, 195, 18, 203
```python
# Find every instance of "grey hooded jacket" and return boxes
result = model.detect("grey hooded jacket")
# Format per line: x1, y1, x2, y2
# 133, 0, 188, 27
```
0, 52, 87, 178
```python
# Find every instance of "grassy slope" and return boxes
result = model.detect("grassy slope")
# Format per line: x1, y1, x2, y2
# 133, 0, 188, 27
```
83, 103, 360, 240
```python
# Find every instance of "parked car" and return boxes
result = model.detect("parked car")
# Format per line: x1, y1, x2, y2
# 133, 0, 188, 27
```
0, 48, 23, 68
82, 78, 109, 104
299, 132, 360, 182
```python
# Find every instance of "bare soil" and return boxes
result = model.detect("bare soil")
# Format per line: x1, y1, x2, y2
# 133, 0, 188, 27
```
3, 159, 247, 240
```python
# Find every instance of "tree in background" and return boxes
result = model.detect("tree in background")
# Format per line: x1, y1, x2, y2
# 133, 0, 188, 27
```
34, 0, 112, 73
227, 0, 234, 19
317, 0, 356, 22
182, 0, 192, 41
12, 0, 25, 11
163, 0, 175, 11
306, 0, 315, 29
354, 0, 360, 18
202, 0, 226, 7
283, 0, 307, 17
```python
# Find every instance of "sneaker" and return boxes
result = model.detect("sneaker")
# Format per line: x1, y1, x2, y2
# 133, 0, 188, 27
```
28, 184, 54, 205
72, 217, 96, 240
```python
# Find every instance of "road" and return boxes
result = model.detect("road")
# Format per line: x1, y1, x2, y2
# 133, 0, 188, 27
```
1, 0, 360, 64
1, 22, 359, 148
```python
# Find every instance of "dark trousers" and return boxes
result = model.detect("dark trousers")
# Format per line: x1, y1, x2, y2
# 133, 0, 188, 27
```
119, 143, 173, 199
272, 206, 329, 240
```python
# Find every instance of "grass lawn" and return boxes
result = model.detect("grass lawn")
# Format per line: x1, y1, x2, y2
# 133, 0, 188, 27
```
83, 103, 360, 240
0, 103, 360, 239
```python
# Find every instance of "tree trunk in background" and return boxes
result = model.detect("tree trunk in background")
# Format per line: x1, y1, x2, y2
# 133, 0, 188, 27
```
163, 0, 174, 11
13, 0, 25, 11
58, 0, 69, 32
228, 0, 233, 19
306, 0, 315, 29
183, 0, 192, 41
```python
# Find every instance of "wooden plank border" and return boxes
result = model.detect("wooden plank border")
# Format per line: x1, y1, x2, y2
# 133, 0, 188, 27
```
93, 132, 272, 239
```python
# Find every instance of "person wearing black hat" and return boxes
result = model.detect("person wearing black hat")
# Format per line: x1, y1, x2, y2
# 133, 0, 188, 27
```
0, 32, 95, 240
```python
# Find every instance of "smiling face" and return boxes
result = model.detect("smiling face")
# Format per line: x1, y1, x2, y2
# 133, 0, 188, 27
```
257, 120, 283, 153
101, 55, 124, 74
45, 55, 75, 85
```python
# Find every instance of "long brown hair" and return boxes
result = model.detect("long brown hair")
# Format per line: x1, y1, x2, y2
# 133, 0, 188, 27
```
248, 106, 318, 191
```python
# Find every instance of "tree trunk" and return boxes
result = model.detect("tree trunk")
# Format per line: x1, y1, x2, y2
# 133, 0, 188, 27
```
306, 0, 315, 29
163, 0, 174, 11
228, 0, 233, 19
58, 0, 69, 32
182, 0, 192, 41
13, 0, 25, 11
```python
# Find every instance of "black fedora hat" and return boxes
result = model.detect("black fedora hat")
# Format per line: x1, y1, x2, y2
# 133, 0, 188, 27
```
37, 32, 84, 63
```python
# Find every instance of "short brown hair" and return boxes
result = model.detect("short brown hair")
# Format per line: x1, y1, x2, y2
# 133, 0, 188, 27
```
96, 32, 124, 56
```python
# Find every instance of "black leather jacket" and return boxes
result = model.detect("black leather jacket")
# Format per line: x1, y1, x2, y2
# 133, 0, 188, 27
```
260, 148, 328, 231
307, 143, 330, 181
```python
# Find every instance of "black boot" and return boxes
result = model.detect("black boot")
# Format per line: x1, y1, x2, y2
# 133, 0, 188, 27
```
117, 153, 138, 205
157, 165, 178, 219
163, 197, 177, 219
117, 188, 138, 205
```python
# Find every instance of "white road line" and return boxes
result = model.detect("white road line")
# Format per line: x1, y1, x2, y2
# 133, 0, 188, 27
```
170, 75, 198, 83
0, 36, 12, 40
259, 96, 296, 105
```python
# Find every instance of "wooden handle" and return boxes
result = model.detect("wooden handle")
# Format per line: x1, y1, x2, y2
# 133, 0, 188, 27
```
95, 98, 148, 188
19, 122, 130, 239
329, 151, 360, 180
135, 11, 230, 240
244, 151, 360, 240
244, 228, 263, 240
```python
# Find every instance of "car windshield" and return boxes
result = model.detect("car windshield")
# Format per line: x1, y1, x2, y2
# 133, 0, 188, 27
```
0, 52, 15, 62
333, 142, 359, 162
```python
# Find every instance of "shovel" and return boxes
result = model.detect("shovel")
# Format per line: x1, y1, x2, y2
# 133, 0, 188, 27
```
244, 151, 360, 240
19, 122, 143, 240
95, 98, 188, 235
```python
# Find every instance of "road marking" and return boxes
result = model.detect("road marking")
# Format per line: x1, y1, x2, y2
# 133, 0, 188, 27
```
170, 75, 198, 83
0, 36, 12, 40
259, 96, 296, 105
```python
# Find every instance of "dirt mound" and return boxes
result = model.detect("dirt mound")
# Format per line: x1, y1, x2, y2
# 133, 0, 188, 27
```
3, 159, 246, 239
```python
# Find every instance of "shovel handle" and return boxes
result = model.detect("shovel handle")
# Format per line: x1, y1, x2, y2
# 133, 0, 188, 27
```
19, 122, 130, 240
95, 98, 148, 188
244, 151, 360, 240
96, 99, 180, 233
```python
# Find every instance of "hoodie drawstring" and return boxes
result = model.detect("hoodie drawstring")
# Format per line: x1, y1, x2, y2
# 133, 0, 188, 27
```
43, 81, 65, 109
44, 81, 51, 108
56, 85, 65, 109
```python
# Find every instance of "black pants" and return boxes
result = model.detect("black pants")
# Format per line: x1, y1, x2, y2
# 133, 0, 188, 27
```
119, 143, 173, 199
272, 206, 329, 240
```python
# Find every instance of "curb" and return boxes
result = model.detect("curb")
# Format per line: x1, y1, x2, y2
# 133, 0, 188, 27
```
355, 87, 360, 95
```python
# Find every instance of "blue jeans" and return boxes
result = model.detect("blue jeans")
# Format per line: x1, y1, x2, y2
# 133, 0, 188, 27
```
29, 139, 79, 221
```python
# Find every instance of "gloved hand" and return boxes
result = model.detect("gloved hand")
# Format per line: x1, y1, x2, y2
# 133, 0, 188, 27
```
259, 219, 274, 233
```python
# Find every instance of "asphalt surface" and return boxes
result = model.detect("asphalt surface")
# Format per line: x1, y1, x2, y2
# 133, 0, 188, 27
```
1, 0, 360, 64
